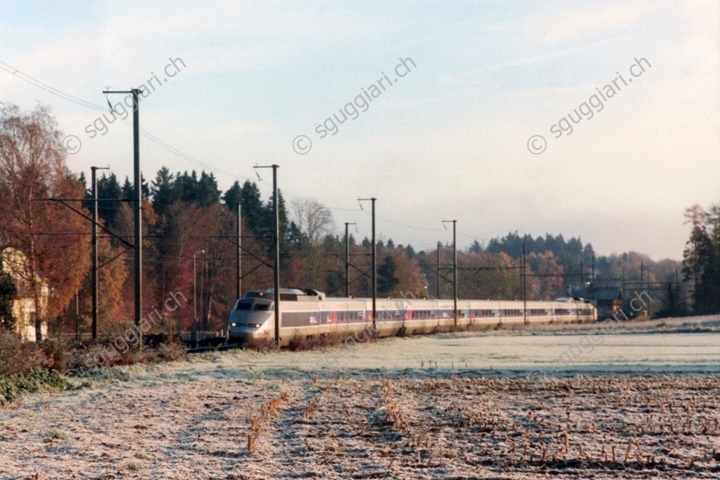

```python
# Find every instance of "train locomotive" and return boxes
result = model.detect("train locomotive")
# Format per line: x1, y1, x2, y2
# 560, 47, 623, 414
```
228, 288, 597, 346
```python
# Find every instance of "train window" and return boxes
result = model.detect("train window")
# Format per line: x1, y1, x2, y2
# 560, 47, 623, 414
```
235, 301, 252, 311
253, 303, 271, 311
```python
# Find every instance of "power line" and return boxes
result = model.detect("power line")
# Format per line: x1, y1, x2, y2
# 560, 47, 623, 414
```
0, 61, 106, 112
0, 59, 250, 183
1, 60, 493, 247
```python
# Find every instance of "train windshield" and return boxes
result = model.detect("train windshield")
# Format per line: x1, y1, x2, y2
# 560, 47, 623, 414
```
235, 299, 272, 311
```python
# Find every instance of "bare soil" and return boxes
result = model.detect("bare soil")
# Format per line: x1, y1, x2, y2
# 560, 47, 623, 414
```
1, 369, 719, 479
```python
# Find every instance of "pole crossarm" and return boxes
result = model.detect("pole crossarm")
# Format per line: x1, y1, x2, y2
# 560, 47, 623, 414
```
98, 246, 132, 270
212, 234, 274, 269
330, 253, 373, 279
239, 262, 267, 280
34, 198, 134, 249
238, 245, 273, 269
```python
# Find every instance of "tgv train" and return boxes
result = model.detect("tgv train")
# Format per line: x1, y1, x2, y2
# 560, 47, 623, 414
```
228, 288, 597, 346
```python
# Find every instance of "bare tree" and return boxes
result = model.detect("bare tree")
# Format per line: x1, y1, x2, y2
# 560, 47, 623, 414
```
291, 198, 335, 246
0, 104, 90, 341
290, 198, 335, 288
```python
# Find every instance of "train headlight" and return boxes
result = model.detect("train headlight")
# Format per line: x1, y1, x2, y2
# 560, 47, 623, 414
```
231, 322, 238, 327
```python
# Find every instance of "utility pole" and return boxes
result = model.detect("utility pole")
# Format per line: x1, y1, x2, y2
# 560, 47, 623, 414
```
193, 249, 205, 332
358, 198, 377, 326
621, 267, 626, 313
236, 202, 242, 301
640, 259, 644, 292
344, 222, 356, 297
75, 293, 80, 342
436, 241, 441, 298
91, 166, 109, 340
442, 220, 457, 327
522, 236, 527, 324
103, 88, 142, 337
256, 165, 281, 346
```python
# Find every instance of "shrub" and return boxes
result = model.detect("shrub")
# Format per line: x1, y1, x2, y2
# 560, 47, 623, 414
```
245, 334, 276, 351
40, 339, 68, 372
154, 341, 187, 362
286, 332, 308, 351
286, 329, 370, 351
0, 330, 49, 376
65, 339, 187, 370
0, 367, 66, 403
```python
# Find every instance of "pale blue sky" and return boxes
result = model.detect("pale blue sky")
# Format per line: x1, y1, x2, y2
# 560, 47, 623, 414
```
1, 0, 718, 260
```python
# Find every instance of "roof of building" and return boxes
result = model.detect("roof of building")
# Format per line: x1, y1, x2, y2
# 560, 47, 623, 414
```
571, 285, 622, 301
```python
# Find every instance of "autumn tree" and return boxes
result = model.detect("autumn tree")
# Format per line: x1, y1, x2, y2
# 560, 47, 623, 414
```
384, 246, 423, 297
0, 104, 91, 341
74, 234, 129, 333
456, 251, 521, 300
527, 251, 564, 299
290, 198, 335, 288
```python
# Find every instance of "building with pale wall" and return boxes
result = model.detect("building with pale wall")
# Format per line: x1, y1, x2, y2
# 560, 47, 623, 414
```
1, 248, 48, 342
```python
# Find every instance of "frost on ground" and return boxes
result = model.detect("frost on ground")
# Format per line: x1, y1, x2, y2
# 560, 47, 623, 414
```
1, 317, 720, 479
1, 366, 719, 479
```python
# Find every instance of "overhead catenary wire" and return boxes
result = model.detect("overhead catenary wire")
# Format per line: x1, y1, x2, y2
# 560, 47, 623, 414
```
0, 60, 107, 112
1, 59, 490, 245
0, 59, 250, 183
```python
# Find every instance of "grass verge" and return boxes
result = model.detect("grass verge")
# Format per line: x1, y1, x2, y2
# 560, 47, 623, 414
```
0, 367, 67, 404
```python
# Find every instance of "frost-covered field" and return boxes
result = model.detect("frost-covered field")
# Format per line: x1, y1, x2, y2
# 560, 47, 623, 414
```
1, 316, 719, 479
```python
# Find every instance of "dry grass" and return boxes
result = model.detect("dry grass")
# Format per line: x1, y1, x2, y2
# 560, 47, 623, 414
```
246, 390, 290, 451
2, 363, 719, 478
0, 330, 51, 376
64, 340, 187, 371
244, 334, 276, 350
0, 329, 187, 383
286, 328, 376, 351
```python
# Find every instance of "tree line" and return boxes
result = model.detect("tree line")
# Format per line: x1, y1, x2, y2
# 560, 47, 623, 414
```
0, 105, 710, 341
681, 204, 720, 314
